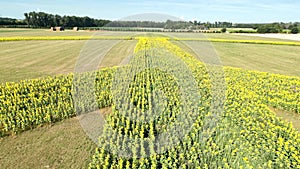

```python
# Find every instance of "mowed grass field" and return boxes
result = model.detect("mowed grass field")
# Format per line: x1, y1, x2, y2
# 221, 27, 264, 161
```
0, 41, 84, 83
1, 29, 300, 83
214, 43, 300, 76
0, 116, 95, 169
0, 107, 111, 169
166, 32, 300, 41
0, 29, 299, 168
172, 39, 300, 77
0, 40, 137, 83
0, 28, 133, 37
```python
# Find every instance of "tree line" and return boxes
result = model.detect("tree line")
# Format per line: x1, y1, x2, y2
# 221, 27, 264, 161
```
106, 20, 233, 30
23, 11, 110, 28
0, 11, 299, 34
256, 23, 299, 33
0, 17, 26, 26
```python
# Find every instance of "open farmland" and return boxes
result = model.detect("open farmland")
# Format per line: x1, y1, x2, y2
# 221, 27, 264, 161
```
171, 38, 300, 76
1, 30, 300, 83
240, 33, 300, 41
0, 29, 135, 37
0, 33, 138, 83
0, 29, 299, 168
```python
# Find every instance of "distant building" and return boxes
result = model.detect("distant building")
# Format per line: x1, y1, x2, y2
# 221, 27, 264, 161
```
55, 27, 64, 31
50, 27, 64, 31
73, 27, 79, 31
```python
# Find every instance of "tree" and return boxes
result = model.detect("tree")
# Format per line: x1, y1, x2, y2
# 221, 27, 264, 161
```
24, 13, 29, 26
291, 27, 299, 34
257, 23, 282, 33
0, 17, 26, 25
22, 11, 110, 28
53, 15, 61, 26
193, 20, 198, 26
221, 27, 227, 33
288, 25, 294, 30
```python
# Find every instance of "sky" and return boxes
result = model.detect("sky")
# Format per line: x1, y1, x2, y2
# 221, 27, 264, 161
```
0, 0, 299, 23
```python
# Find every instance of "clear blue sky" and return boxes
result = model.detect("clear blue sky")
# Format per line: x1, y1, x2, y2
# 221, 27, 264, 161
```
0, 0, 299, 23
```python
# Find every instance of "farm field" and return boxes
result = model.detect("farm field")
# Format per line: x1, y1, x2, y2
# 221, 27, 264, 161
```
1, 28, 299, 41
212, 43, 300, 76
0, 41, 84, 83
167, 32, 300, 42
0, 115, 96, 169
1, 29, 300, 83
0, 29, 299, 168
172, 41, 300, 76
0, 39, 137, 83
241, 33, 300, 41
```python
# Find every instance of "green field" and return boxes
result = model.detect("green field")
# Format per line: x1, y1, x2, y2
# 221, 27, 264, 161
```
0, 107, 108, 169
171, 41, 300, 76
0, 41, 84, 83
1, 29, 300, 83
215, 43, 300, 76
166, 32, 299, 41
0, 29, 299, 168
0, 40, 137, 83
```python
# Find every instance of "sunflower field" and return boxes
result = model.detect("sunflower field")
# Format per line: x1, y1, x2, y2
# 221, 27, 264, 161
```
0, 37, 299, 168
88, 38, 300, 168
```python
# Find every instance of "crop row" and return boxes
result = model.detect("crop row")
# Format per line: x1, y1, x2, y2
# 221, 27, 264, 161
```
0, 68, 114, 136
88, 37, 300, 168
